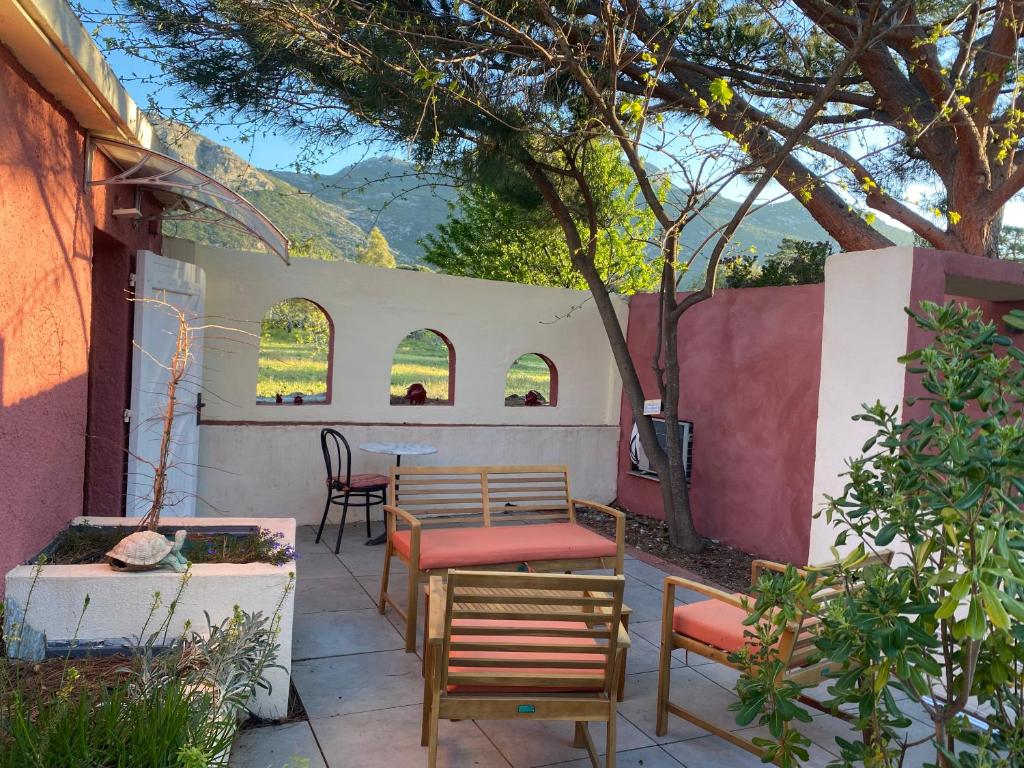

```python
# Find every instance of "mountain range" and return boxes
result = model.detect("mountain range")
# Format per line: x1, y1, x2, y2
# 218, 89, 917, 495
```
152, 121, 912, 271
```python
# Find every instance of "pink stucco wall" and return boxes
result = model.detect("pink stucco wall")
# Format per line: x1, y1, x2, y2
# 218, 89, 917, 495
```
617, 284, 825, 564
902, 249, 1024, 421
0, 42, 162, 588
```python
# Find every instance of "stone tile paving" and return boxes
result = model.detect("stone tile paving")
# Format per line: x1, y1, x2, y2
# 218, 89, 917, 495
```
231, 524, 934, 768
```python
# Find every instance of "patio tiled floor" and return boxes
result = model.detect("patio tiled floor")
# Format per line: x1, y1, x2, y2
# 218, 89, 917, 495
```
230, 524, 936, 768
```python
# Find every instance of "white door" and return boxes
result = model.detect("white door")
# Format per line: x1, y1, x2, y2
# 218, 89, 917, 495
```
126, 250, 206, 518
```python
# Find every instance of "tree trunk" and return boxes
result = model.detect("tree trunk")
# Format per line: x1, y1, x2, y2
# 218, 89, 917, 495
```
523, 157, 702, 549
949, 173, 1001, 256
659, 313, 702, 552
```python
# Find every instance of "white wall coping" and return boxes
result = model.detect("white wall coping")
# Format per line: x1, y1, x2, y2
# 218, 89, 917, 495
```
0, 0, 152, 145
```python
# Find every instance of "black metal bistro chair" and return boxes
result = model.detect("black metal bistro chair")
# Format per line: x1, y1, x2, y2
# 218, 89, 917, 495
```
316, 428, 389, 553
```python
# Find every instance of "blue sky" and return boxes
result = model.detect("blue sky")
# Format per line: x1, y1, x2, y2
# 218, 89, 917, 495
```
78, 0, 388, 174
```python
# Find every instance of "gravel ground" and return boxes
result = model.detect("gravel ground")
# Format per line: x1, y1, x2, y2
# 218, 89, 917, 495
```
577, 506, 756, 593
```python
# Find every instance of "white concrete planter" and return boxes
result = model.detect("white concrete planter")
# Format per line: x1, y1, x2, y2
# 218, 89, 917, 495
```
3, 516, 296, 720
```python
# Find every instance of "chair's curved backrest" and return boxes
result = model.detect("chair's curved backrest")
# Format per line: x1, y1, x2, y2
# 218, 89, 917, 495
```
321, 428, 352, 486
439, 570, 626, 696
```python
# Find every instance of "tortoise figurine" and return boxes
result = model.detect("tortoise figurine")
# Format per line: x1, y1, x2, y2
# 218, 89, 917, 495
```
106, 529, 189, 572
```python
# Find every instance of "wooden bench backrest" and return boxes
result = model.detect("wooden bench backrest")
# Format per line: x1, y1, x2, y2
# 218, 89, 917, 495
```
440, 570, 625, 695
389, 465, 573, 528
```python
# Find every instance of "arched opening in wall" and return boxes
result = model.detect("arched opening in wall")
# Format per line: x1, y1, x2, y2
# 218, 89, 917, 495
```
256, 298, 333, 404
390, 329, 454, 405
505, 354, 558, 407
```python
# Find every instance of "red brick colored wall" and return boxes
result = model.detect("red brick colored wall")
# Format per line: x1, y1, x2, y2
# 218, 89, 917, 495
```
617, 284, 825, 564
0, 42, 161, 585
902, 249, 1024, 422
83, 232, 137, 517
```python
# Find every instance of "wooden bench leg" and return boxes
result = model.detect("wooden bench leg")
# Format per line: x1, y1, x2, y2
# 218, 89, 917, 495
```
405, 567, 419, 652
425, 688, 440, 768
378, 541, 392, 615
656, 583, 674, 737
421, 583, 429, 676
606, 696, 618, 768
421, 645, 435, 746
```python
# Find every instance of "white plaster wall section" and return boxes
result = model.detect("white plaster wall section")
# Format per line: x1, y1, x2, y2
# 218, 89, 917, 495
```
164, 239, 627, 426
196, 423, 620, 522
807, 247, 916, 564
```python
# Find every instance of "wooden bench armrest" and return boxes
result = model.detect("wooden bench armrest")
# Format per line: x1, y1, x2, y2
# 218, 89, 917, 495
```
572, 498, 625, 573
663, 575, 747, 609
384, 504, 421, 535
617, 620, 631, 649
749, 558, 799, 587
572, 498, 622, 524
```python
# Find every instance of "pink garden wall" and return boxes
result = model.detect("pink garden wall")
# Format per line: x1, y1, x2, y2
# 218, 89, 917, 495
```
617, 284, 825, 564
0, 42, 162, 590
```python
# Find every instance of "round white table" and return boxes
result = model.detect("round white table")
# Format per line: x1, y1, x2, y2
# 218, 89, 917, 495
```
359, 442, 437, 545
358, 442, 437, 465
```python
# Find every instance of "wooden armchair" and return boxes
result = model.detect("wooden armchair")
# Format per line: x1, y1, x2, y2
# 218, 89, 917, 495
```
422, 570, 629, 768
656, 553, 893, 760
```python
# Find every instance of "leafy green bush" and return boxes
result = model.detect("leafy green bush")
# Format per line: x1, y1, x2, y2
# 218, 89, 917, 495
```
722, 239, 832, 288
733, 302, 1024, 767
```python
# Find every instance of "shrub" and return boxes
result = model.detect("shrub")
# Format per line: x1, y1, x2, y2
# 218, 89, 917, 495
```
733, 302, 1024, 767
1, 570, 293, 767
0, 677, 234, 768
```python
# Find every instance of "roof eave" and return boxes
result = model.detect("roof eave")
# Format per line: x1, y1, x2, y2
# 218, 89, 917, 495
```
0, 0, 151, 146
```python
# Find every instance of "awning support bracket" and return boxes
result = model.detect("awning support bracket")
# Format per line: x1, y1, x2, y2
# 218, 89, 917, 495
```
86, 134, 290, 263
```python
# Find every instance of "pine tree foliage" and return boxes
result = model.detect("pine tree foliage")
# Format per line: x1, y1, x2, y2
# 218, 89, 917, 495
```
357, 227, 396, 268
421, 142, 656, 292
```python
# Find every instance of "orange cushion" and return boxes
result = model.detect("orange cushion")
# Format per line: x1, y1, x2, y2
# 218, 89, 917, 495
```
392, 523, 617, 570
447, 619, 606, 693
672, 598, 754, 653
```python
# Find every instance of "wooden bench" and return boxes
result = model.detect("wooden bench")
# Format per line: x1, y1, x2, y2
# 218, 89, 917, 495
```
378, 465, 625, 651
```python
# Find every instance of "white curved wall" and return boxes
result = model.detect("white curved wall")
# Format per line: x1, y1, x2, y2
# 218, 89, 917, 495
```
165, 239, 627, 522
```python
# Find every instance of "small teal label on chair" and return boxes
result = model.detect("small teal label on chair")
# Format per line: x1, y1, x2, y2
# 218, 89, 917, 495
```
517, 704, 536, 714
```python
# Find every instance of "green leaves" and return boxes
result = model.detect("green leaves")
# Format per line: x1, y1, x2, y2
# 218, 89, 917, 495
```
708, 77, 734, 106
874, 522, 899, 547
617, 98, 645, 122
420, 140, 657, 293
979, 582, 1011, 630
746, 301, 1024, 767
1004, 308, 1024, 331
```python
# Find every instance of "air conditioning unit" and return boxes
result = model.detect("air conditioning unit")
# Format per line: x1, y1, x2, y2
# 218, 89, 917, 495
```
629, 418, 693, 484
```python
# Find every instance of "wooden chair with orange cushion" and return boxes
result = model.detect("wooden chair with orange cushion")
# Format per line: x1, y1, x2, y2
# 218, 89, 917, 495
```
656, 553, 893, 760
422, 570, 629, 768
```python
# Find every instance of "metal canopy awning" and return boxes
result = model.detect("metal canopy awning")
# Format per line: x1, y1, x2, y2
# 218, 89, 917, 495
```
89, 136, 290, 263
